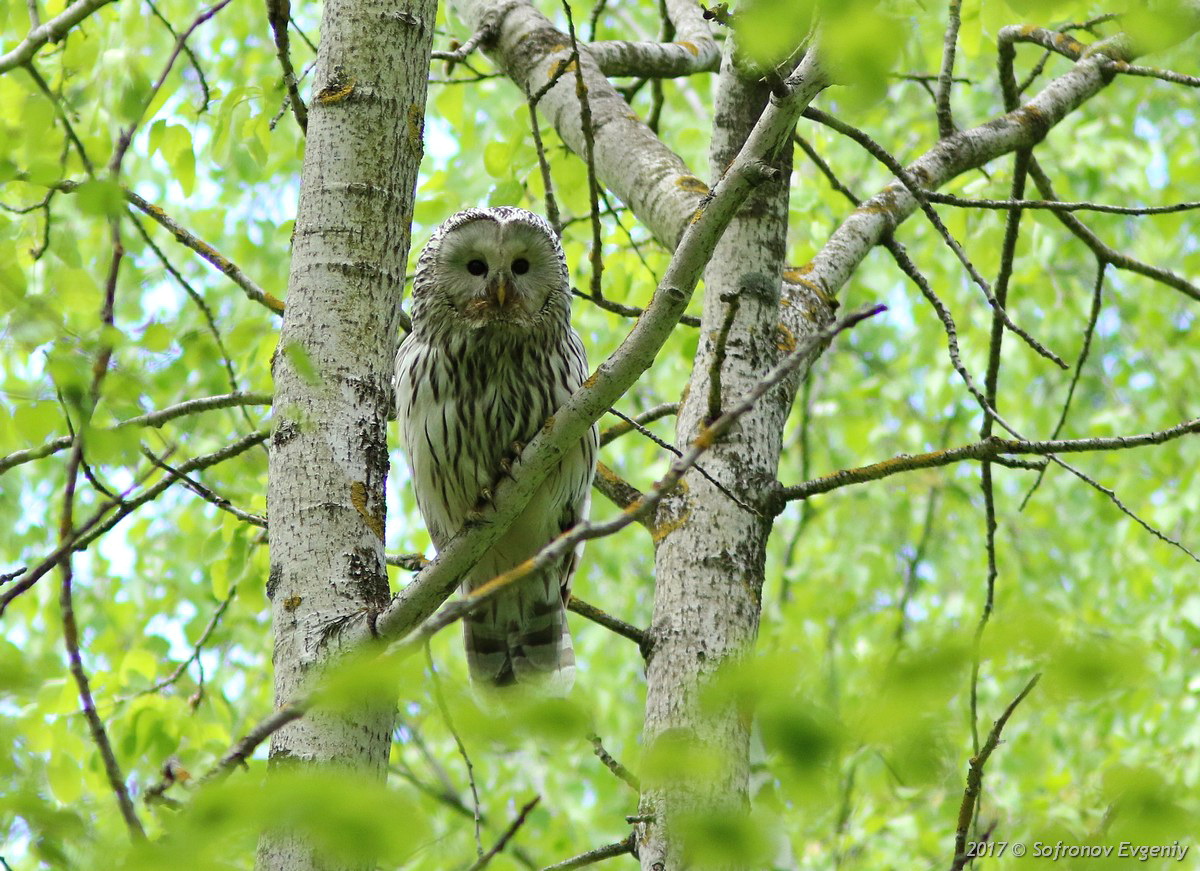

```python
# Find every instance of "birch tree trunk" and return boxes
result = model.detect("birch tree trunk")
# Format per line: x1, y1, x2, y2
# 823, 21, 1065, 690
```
260, 0, 436, 868
636, 41, 832, 870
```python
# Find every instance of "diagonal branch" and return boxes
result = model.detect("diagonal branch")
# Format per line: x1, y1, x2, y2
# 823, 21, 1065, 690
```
802, 16, 1200, 308
0, 392, 270, 476
0, 0, 119, 74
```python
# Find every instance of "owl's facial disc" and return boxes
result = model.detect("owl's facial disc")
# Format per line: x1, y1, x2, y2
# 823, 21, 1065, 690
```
440, 219, 561, 329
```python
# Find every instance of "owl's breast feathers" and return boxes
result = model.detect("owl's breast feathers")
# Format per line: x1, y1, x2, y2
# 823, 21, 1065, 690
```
395, 325, 592, 545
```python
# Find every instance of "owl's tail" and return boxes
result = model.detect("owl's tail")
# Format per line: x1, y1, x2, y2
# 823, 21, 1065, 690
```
463, 583, 575, 693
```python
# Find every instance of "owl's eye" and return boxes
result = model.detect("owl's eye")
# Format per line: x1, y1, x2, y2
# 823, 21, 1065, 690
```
466, 259, 488, 276
511, 258, 530, 275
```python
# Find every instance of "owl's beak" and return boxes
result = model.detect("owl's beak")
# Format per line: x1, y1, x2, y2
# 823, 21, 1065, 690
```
488, 277, 511, 308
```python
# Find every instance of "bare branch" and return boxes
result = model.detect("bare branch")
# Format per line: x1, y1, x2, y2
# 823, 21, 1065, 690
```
266, 0, 308, 132
0, 0, 119, 74
200, 701, 308, 783
588, 0, 719, 78
540, 835, 635, 870
774, 417, 1200, 505
567, 595, 647, 650
465, 796, 540, 871
934, 0, 963, 137
950, 674, 1041, 870
0, 392, 270, 475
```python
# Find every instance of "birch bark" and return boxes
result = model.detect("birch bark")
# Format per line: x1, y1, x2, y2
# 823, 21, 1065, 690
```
259, 0, 436, 868
635, 40, 834, 870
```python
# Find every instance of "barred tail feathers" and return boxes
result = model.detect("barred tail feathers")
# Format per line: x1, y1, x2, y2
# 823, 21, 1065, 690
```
462, 570, 574, 692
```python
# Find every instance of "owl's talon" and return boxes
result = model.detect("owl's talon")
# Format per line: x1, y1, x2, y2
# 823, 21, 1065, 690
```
510, 440, 525, 456
478, 486, 494, 505
498, 456, 515, 480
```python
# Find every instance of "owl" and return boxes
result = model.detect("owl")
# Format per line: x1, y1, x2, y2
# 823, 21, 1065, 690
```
393, 207, 597, 690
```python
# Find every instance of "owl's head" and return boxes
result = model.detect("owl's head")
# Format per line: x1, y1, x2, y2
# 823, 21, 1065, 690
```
412, 207, 569, 334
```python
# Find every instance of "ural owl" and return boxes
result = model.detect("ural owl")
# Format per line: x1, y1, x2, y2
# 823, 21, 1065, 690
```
394, 207, 597, 689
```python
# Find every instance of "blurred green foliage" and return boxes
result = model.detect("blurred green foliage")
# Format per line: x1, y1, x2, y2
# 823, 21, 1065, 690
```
1, 0, 1198, 868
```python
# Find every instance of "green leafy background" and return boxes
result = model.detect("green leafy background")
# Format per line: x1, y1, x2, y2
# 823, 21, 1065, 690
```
1, 0, 1197, 868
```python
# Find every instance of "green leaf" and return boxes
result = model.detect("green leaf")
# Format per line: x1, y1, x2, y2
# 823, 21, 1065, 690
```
75, 180, 126, 218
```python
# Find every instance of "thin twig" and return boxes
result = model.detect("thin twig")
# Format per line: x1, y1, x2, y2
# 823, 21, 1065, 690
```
587, 733, 640, 792
775, 417, 1200, 505
567, 596, 647, 651
127, 212, 255, 426
1024, 157, 1200, 302
561, 0, 605, 300
803, 107, 1067, 370
1019, 260, 1108, 509
426, 647, 483, 859
137, 587, 237, 697
200, 701, 308, 782
465, 796, 541, 871
599, 403, 679, 446
58, 224, 146, 841
540, 835, 635, 870
917, 190, 1200, 216
142, 448, 267, 527
571, 288, 701, 327
109, 0, 235, 174
144, 0, 210, 111
934, 0, 963, 137
950, 674, 1041, 870
528, 102, 562, 235
22, 62, 94, 175
266, 0, 307, 132
604, 407, 757, 516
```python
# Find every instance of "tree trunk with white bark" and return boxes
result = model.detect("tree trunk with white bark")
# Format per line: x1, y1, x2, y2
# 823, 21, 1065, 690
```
259, 0, 436, 868
635, 39, 834, 870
